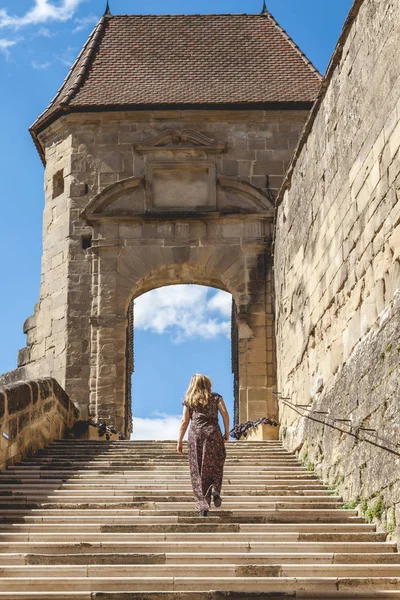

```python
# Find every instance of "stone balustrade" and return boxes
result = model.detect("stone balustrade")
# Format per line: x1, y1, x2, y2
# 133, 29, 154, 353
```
0, 378, 79, 470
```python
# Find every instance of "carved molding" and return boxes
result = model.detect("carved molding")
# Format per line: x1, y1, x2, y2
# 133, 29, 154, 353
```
217, 176, 275, 211
135, 129, 227, 154
83, 177, 144, 218
82, 174, 275, 222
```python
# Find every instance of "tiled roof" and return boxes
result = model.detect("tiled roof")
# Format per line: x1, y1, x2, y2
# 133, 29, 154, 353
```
31, 12, 321, 138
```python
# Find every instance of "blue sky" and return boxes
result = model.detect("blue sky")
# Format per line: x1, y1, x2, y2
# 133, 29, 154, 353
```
0, 0, 353, 438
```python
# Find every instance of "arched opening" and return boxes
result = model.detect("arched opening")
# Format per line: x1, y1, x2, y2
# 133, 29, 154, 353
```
126, 284, 238, 439
87, 217, 276, 438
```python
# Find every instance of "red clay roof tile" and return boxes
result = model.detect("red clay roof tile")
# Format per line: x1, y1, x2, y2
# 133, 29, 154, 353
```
31, 12, 321, 137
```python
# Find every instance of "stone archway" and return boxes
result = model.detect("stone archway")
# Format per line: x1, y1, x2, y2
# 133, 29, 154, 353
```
125, 280, 236, 439
84, 131, 277, 438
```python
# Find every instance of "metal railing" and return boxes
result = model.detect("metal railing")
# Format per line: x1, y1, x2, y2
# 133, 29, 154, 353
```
275, 393, 400, 457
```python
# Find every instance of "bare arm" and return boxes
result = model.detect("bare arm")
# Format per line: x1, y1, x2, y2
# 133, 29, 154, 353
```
218, 398, 230, 441
177, 405, 190, 453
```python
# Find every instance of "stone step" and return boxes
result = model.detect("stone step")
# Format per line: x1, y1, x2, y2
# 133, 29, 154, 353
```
43, 454, 288, 459
8, 468, 309, 476
29, 452, 298, 459
0, 472, 319, 479
0, 439, 397, 598
9, 461, 305, 467
0, 480, 327, 489
19, 461, 300, 467
34, 456, 296, 462
0, 541, 395, 554
9, 473, 310, 480
1, 592, 400, 600
0, 492, 341, 503
0, 522, 376, 532
31, 461, 298, 466
0, 484, 336, 496
0, 501, 344, 511
0, 508, 365, 523
1, 575, 400, 593
2, 551, 399, 566
40, 446, 291, 450
0, 486, 330, 496
0, 475, 320, 483
39, 451, 292, 454
1, 563, 400, 578
0, 478, 326, 486
51, 441, 284, 445
0, 531, 388, 542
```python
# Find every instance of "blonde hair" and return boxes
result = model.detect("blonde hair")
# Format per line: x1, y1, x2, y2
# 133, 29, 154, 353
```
184, 374, 212, 408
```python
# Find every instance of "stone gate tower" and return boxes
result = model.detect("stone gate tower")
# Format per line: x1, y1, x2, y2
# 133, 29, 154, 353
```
8, 8, 320, 437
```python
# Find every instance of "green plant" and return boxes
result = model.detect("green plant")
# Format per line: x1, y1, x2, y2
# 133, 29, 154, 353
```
386, 509, 396, 534
361, 498, 368, 516
340, 497, 360, 510
325, 483, 338, 491
306, 460, 315, 472
300, 450, 308, 465
365, 495, 385, 523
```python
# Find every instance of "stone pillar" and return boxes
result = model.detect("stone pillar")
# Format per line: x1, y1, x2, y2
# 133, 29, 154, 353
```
89, 239, 128, 436
237, 244, 278, 436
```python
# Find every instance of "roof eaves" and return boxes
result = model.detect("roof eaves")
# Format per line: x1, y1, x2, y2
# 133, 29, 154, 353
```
265, 10, 323, 81
60, 15, 108, 107
29, 15, 108, 164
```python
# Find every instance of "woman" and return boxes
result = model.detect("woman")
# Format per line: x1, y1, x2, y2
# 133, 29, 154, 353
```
177, 374, 230, 516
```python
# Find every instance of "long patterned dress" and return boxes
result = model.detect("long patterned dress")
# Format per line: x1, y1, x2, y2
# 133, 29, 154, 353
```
183, 392, 226, 512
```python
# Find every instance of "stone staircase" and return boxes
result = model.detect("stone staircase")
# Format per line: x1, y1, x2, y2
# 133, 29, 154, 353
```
0, 440, 399, 599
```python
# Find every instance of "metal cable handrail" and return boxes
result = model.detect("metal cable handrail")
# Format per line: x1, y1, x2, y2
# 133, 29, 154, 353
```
275, 394, 400, 457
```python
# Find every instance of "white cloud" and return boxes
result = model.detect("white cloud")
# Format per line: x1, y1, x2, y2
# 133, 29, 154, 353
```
32, 58, 52, 69
35, 26, 53, 37
207, 289, 232, 318
0, 37, 17, 58
134, 285, 232, 343
0, 1, 85, 30
131, 414, 185, 441
73, 14, 98, 33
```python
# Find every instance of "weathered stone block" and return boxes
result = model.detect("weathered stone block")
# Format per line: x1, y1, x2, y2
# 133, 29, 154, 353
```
0, 392, 5, 420
7, 383, 32, 415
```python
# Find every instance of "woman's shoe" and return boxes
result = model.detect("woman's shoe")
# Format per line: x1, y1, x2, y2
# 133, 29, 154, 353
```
200, 510, 208, 517
211, 487, 222, 508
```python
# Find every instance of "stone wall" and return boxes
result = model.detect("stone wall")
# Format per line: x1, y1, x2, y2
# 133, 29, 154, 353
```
0, 378, 79, 470
12, 109, 308, 432
274, 0, 400, 542
14, 133, 75, 392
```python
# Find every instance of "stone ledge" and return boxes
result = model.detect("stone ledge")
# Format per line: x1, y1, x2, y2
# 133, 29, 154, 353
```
0, 377, 80, 470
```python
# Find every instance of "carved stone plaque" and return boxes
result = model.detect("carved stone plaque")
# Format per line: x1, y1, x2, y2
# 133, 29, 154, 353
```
147, 161, 216, 211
